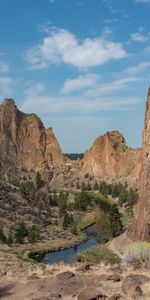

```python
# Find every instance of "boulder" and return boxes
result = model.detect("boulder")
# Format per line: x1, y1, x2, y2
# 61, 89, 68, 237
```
78, 288, 107, 300
121, 275, 143, 298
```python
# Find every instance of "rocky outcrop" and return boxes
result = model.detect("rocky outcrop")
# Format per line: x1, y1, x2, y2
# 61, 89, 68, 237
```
81, 131, 141, 185
129, 88, 150, 241
0, 98, 66, 176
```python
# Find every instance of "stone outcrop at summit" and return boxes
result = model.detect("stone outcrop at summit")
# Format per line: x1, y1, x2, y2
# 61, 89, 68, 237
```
0, 98, 66, 176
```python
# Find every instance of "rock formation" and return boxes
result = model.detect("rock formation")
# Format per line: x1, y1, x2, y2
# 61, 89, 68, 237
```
130, 88, 150, 241
0, 98, 141, 187
81, 131, 141, 185
0, 98, 66, 177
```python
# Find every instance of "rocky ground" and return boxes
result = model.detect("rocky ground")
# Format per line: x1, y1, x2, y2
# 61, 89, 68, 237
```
0, 259, 150, 300
0, 233, 150, 300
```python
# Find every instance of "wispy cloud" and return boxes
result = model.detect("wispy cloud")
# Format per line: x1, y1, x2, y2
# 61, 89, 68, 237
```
125, 61, 150, 75
26, 27, 127, 69
61, 73, 100, 94
131, 32, 148, 42
0, 61, 10, 73
20, 70, 141, 116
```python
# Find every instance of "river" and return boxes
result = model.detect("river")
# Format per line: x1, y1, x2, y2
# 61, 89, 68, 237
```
36, 207, 106, 264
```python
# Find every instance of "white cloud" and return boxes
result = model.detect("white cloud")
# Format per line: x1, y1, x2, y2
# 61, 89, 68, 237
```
26, 27, 127, 69
0, 77, 13, 98
0, 61, 10, 73
131, 32, 148, 42
61, 73, 100, 94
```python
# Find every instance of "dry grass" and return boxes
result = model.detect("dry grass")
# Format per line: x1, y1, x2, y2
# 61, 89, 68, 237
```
123, 242, 150, 265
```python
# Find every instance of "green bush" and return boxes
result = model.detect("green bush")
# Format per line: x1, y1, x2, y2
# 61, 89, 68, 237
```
19, 181, 36, 195
77, 244, 121, 264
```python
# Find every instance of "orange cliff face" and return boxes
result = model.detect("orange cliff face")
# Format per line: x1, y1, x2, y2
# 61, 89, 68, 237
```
80, 131, 141, 185
0, 98, 66, 176
129, 88, 150, 241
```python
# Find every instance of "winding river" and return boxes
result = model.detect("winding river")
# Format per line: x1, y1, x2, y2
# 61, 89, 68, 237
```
40, 227, 97, 264
36, 207, 105, 265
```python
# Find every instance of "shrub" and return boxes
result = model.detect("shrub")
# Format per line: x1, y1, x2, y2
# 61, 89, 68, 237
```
71, 225, 78, 235
77, 244, 121, 264
19, 181, 36, 195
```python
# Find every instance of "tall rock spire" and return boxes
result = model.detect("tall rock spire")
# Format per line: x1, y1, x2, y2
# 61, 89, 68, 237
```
129, 87, 150, 241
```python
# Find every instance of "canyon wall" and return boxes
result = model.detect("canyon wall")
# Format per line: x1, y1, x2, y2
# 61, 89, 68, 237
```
0, 98, 66, 176
129, 88, 150, 241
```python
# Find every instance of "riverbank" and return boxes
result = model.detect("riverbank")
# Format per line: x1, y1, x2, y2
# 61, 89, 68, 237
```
0, 211, 96, 270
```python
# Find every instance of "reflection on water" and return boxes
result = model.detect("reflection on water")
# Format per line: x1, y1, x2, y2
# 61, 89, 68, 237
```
41, 237, 97, 264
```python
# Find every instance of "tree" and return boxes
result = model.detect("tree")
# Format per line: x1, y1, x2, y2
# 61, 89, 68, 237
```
36, 172, 42, 190
76, 181, 80, 190
126, 188, 138, 212
81, 181, 87, 191
58, 191, 68, 216
118, 188, 128, 206
0, 225, 6, 243
87, 182, 92, 191
109, 204, 123, 237
15, 223, 28, 244
7, 230, 13, 246
62, 212, 73, 229
28, 227, 40, 243
93, 181, 99, 191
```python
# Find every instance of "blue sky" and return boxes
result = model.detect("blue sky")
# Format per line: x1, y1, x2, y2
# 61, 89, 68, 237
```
0, 0, 150, 152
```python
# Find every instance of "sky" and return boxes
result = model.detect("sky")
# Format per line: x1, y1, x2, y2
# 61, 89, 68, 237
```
0, 0, 150, 152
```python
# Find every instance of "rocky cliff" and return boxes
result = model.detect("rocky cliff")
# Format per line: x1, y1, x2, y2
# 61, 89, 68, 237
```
0, 98, 66, 177
81, 131, 141, 185
129, 88, 150, 241
0, 98, 141, 187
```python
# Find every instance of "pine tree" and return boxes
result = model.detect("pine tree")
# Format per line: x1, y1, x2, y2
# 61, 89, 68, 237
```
15, 223, 28, 244
109, 204, 123, 237
36, 172, 42, 190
